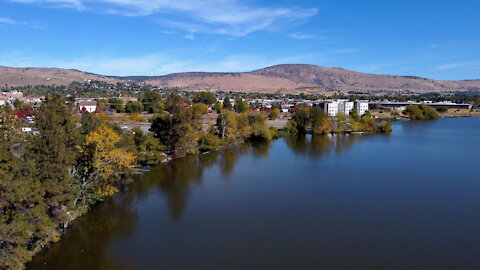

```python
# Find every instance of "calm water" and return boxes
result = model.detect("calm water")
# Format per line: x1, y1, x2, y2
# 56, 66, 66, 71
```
29, 118, 480, 270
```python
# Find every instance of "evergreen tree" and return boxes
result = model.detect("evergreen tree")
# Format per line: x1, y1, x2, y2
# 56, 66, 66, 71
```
234, 98, 248, 113
31, 94, 79, 223
80, 111, 100, 137
223, 97, 233, 111
0, 105, 53, 269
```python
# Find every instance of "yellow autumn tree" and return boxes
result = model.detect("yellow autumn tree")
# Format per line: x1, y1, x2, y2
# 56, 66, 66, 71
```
75, 125, 136, 205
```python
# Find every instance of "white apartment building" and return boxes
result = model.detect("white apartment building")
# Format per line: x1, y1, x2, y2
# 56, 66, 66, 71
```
319, 99, 368, 117
355, 100, 369, 116
337, 100, 354, 115
324, 102, 339, 117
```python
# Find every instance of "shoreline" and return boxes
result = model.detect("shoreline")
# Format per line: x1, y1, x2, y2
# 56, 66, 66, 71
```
25, 134, 266, 269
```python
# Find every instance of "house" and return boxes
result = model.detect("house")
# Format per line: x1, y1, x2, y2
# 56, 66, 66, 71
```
21, 127, 32, 133
78, 101, 97, 113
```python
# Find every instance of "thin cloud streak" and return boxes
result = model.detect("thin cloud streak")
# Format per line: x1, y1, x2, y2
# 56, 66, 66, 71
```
289, 33, 318, 40
9, 0, 318, 36
0, 17, 19, 25
436, 61, 480, 70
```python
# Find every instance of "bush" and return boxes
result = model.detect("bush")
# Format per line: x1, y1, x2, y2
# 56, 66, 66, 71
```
198, 133, 222, 152
192, 92, 216, 105
125, 101, 144, 113
436, 106, 449, 113
405, 104, 439, 120
377, 120, 392, 133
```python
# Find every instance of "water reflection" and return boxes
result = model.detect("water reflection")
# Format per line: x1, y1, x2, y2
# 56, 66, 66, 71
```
28, 119, 480, 270
28, 197, 138, 270
285, 134, 362, 158
29, 135, 360, 270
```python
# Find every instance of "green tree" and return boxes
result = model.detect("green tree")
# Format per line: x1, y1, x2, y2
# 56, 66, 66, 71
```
150, 98, 199, 157
405, 104, 439, 120
213, 101, 223, 113
234, 98, 248, 113
309, 106, 326, 130
191, 103, 209, 116
198, 133, 222, 152
31, 94, 79, 223
141, 91, 161, 114
223, 97, 233, 111
13, 98, 22, 110
216, 110, 237, 140
133, 128, 166, 166
247, 113, 271, 140
285, 119, 298, 134
377, 120, 392, 133
0, 105, 54, 270
97, 99, 108, 111
313, 118, 332, 135
291, 107, 310, 133
335, 113, 348, 133
108, 98, 125, 113
125, 101, 144, 114
80, 111, 101, 137
268, 108, 281, 120
164, 92, 184, 115
350, 110, 360, 122
192, 92, 216, 105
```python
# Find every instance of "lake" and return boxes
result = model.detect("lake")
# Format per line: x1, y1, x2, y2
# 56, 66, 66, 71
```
29, 117, 480, 270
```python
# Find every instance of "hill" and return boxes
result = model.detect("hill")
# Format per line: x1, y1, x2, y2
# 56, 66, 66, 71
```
1, 64, 479, 94
0, 66, 120, 87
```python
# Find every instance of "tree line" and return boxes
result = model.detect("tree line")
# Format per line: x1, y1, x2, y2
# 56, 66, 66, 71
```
285, 107, 392, 135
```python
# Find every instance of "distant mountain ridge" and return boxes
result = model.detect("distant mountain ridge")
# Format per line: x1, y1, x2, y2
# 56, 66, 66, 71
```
1, 64, 479, 94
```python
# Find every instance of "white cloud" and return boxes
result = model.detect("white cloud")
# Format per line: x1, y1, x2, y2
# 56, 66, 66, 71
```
11, 0, 84, 10
289, 33, 318, 40
436, 61, 479, 71
333, 48, 359, 54
184, 33, 195, 40
0, 17, 19, 25
9, 0, 318, 36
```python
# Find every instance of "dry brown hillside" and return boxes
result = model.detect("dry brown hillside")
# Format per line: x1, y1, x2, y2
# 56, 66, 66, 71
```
140, 64, 480, 93
1, 64, 479, 93
0, 66, 120, 87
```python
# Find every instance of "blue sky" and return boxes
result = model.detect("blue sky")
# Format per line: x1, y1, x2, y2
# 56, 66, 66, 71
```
0, 0, 479, 80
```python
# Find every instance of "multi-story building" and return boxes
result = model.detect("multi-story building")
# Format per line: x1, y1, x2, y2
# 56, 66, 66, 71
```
355, 100, 369, 116
319, 101, 339, 117
319, 99, 368, 117
337, 99, 354, 115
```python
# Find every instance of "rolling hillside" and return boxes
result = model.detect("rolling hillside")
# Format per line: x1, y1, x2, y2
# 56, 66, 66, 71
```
1, 64, 479, 94
0, 66, 120, 87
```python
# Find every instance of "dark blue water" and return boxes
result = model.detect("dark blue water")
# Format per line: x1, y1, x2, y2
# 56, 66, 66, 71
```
29, 118, 480, 270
